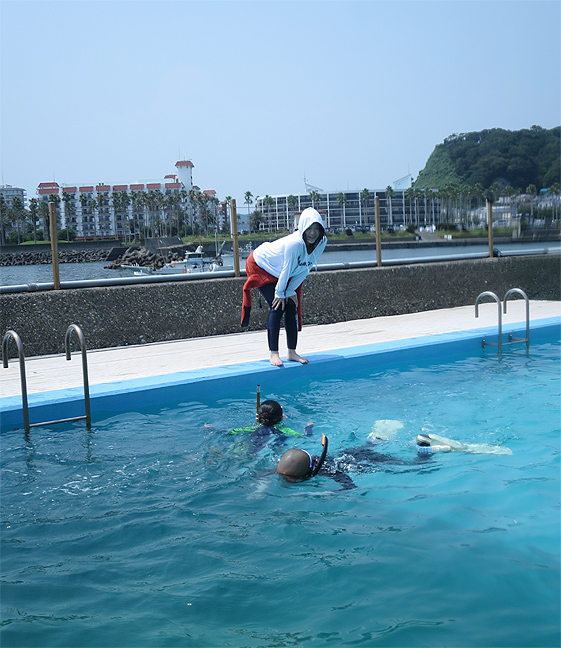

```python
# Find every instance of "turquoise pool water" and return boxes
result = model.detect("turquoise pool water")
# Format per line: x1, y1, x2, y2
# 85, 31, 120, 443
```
1, 325, 560, 647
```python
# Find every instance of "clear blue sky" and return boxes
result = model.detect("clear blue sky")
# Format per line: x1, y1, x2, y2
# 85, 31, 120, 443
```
1, 0, 559, 207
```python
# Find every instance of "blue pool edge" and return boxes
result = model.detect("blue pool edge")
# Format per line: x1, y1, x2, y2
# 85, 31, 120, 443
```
1, 317, 560, 433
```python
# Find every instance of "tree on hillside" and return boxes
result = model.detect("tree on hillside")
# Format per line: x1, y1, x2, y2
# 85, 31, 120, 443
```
415, 126, 560, 192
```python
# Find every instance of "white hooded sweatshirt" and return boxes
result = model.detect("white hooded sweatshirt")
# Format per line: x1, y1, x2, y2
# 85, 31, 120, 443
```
252, 208, 327, 299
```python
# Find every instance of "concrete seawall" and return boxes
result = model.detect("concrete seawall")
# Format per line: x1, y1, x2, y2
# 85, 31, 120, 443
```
1, 255, 559, 358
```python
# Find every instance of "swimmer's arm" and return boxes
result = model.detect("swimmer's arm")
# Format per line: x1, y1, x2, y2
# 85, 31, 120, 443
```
332, 471, 357, 490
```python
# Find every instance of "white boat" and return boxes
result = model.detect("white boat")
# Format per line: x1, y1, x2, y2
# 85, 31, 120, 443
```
121, 246, 230, 275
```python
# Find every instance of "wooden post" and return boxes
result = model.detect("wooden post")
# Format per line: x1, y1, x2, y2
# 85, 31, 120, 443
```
230, 198, 240, 277
49, 202, 60, 289
375, 196, 382, 267
487, 198, 494, 258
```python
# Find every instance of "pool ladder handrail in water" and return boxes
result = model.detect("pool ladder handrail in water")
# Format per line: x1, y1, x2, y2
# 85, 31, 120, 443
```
475, 288, 530, 353
2, 324, 92, 434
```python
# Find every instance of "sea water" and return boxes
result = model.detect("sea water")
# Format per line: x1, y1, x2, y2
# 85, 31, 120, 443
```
1, 337, 560, 647
1, 241, 559, 286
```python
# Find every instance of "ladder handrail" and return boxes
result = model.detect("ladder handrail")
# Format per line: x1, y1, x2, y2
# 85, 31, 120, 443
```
2, 324, 91, 433
475, 291, 502, 352
2, 330, 30, 432
65, 324, 92, 429
475, 288, 531, 353
503, 288, 530, 348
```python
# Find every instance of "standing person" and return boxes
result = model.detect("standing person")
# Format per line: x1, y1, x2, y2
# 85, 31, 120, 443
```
241, 207, 327, 366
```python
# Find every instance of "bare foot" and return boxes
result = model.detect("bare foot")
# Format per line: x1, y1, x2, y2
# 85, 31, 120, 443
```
287, 350, 308, 364
270, 351, 283, 366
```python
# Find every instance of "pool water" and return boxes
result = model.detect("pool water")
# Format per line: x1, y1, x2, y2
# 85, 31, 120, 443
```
1, 336, 560, 647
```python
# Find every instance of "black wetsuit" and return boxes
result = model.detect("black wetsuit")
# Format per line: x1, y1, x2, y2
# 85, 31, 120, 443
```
315, 445, 422, 490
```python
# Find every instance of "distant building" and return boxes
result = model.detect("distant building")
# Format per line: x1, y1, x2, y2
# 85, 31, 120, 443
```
255, 185, 440, 232
0, 185, 27, 209
35, 160, 219, 239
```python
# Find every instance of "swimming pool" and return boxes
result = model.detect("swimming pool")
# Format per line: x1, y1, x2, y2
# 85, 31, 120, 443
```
1, 320, 560, 647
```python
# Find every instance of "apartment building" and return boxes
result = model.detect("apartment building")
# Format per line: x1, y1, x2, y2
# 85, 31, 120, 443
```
255, 184, 440, 232
0, 185, 27, 209
35, 160, 209, 238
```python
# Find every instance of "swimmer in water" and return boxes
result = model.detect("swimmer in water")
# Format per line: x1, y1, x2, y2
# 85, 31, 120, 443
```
230, 400, 313, 453
277, 435, 424, 490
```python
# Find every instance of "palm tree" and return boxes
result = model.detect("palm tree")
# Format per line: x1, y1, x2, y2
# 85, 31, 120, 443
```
90, 198, 99, 238
145, 190, 159, 237
263, 195, 275, 231
10, 196, 24, 243
360, 188, 370, 229
98, 192, 109, 238
244, 191, 253, 226
111, 191, 121, 238
489, 182, 501, 205
425, 189, 436, 227
337, 192, 347, 229
223, 196, 232, 233
187, 189, 198, 232
404, 187, 414, 226
79, 193, 90, 239
526, 184, 537, 221
29, 198, 39, 243
549, 182, 560, 221
287, 194, 298, 230
380, 187, 392, 229
309, 191, 321, 210
38, 200, 50, 240
120, 190, 131, 240
61, 192, 75, 241
0, 194, 7, 245
502, 185, 515, 224
249, 210, 265, 233
46, 193, 61, 238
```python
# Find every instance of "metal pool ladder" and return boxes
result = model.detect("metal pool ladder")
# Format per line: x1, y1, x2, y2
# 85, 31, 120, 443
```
475, 288, 530, 353
2, 324, 92, 434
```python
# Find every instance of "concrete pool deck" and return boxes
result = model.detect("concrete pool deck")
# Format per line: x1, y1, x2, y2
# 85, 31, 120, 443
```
1, 300, 560, 399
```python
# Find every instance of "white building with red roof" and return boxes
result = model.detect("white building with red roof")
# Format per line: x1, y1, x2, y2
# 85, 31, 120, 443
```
34, 160, 219, 239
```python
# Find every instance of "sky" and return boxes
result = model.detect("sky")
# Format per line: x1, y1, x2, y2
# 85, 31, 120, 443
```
1, 0, 559, 209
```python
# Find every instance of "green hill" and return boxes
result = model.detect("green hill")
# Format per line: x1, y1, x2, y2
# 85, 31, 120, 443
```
415, 126, 560, 191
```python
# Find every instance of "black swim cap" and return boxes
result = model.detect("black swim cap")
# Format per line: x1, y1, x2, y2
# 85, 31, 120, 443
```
258, 400, 283, 427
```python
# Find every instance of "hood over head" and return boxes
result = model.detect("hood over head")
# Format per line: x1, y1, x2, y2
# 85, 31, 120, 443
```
297, 207, 326, 249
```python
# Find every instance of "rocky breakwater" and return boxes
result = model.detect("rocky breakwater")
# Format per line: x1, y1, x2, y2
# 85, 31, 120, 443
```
105, 246, 189, 271
0, 248, 111, 266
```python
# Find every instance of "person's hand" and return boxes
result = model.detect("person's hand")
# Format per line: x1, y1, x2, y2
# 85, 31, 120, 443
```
273, 295, 297, 310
